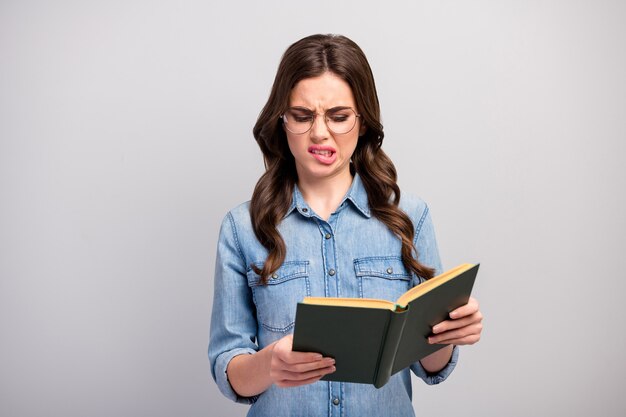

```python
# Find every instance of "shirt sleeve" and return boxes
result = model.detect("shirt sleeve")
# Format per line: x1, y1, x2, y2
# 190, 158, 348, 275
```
410, 345, 459, 385
409, 204, 459, 384
208, 212, 260, 404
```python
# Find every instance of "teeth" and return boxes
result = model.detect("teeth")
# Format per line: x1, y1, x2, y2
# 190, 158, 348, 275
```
312, 150, 332, 156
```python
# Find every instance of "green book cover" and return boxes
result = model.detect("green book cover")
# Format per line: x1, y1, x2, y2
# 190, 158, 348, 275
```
292, 263, 479, 388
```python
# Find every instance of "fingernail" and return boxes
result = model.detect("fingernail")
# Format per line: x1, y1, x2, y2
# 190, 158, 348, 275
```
428, 337, 434, 344
449, 311, 458, 319
432, 325, 440, 333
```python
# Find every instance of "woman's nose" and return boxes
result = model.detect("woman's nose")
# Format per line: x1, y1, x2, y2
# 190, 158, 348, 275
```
309, 114, 330, 141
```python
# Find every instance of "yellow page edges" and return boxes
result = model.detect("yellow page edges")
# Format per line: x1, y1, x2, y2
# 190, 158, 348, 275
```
395, 263, 475, 307
302, 297, 396, 311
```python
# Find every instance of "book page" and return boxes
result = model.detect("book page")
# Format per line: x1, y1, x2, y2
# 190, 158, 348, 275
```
396, 263, 475, 307
302, 297, 397, 310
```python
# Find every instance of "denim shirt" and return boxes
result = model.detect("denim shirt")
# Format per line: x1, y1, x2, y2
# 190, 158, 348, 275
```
209, 174, 459, 417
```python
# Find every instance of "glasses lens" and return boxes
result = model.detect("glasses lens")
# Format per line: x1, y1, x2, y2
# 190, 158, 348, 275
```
282, 108, 358, 135
283, 109, 313, 134
326, 108, 357, 134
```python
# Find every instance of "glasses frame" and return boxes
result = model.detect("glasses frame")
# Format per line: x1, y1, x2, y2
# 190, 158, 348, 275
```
280, 106, 361, 135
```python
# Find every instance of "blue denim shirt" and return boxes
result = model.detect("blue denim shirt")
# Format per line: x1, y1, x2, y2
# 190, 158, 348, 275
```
209, 174, 459, 417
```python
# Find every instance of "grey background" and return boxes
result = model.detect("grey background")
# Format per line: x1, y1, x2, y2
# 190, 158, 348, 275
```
1, 0, 625, 416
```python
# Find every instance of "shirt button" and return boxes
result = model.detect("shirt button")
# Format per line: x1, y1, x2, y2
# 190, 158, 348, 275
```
386, 267, 393, 274
271, 273, 278, 279
332, 398, 340, 406
325, 233, 332, 239
328, 269, 336, 276
301, 208, 308, 213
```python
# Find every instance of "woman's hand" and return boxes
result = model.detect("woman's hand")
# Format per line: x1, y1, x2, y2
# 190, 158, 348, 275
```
227, 333, 334, 397
428, 297, 483, 346
269, 334, 336, 388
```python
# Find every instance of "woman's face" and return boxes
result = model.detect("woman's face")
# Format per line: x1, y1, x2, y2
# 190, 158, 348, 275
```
285, 72, 362, 184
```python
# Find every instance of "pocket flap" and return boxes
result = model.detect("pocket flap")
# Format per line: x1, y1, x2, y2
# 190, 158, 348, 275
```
247, 260, 309, 286
353, 256, 411, 280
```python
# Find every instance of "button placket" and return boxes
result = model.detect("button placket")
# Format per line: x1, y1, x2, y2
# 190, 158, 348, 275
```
320, 221, 338, 296
323, 227, 336, 278
329, 381, 342, 416
316, 213, 341, 297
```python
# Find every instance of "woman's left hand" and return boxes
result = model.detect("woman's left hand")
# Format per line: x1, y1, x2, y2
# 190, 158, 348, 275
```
428, 297, 483, 345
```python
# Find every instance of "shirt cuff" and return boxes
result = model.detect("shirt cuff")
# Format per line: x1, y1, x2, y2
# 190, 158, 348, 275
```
213, 347, 259, 404
410, 345, 459, 385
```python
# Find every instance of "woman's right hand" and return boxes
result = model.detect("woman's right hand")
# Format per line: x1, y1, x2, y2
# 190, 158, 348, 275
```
269, 334, 336, 388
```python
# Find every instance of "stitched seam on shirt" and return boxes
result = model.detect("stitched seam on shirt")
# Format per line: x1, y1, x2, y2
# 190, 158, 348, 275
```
328, 381, 333, 416
354, 256, 411, 279
354, 255, 405, 262
333, 208, 343, 297
413, 204, 429, 244
247, 261, 309, 286
412, 205, 430, 285
349, 197, 370, 217
260, 321, 295, 333
227, 211, 247, 267
340, 381, 345, 415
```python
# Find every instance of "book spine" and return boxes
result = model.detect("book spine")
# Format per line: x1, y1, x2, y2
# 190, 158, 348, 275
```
373, 307, 408, 388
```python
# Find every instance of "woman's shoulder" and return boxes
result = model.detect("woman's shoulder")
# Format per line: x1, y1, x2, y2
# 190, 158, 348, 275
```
226, 200, 252, 219
220, 201, 254, 235
398, 192, 430, 222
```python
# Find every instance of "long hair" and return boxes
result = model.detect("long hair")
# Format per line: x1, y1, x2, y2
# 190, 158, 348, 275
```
250, 34, 435, 284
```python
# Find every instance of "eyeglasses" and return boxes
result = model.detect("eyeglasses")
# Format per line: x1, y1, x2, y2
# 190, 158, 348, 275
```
281, 107, 361, 135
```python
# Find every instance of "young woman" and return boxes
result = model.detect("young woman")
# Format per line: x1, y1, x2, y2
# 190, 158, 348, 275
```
209, 34, 483, 417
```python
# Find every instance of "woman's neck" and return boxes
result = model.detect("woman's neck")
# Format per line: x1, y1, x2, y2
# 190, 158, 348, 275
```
297, 171, 354, 221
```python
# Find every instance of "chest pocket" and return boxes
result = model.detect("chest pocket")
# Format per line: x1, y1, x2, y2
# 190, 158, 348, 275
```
247, 261, 310, 333
354, 256, 412, 302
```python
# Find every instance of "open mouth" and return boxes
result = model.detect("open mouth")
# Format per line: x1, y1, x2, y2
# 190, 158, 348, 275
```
308, 146, 337, 164
310, 149, 334, 157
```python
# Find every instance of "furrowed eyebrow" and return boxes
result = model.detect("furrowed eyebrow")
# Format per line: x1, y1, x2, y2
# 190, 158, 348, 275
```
326, 106, 352, 112
289, 106, 315, 113
289, 106, 353, 113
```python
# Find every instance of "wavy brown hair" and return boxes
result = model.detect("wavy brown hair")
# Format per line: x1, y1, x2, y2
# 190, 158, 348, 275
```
250, 34, 435, 284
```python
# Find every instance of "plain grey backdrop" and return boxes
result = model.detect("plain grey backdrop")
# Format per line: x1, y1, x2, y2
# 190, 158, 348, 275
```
1, 0, 625, 416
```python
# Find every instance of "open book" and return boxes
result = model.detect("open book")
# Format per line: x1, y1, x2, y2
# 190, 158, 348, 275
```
292, 263, 479, 388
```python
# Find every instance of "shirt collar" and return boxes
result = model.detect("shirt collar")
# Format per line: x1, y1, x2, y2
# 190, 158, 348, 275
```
285, 173, 371, 219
